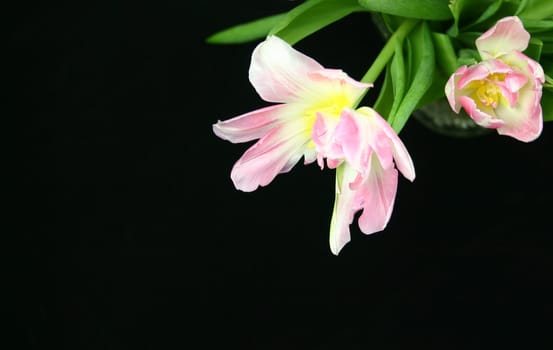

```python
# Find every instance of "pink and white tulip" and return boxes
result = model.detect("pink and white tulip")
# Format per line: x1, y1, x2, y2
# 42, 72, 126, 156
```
313, 107, 416, 255
445, 16, 545, 142
212, 35, 370, 191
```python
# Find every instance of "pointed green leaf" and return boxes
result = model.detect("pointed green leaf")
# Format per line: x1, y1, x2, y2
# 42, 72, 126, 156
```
525, 37, 543, 61
432, 32, 459, 76
206, 14, 287, 44
270, 0, 366, 45
517, 0, 553, 20
448, 0, 496, 36
457, 48, 480, 66
389, 42, 406, 118
521, 19, 553, 33
461, 0, 503, 31
389, 21, 435, 133
358, 0, 452, 20
373, 66, 394, 118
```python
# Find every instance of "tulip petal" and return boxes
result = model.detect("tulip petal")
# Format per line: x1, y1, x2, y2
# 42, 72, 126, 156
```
445, 66, 466, 113
213, 104, 287, 143
457, 60, 511, 89
230, 120, 311, 192
476, 16, 530, 59
249, 35, 323, 103
365, 107, 415, 181
356, 157, 398, 235
333, 108, 370, 173
495, 87, 543, 142
329, 164, 358, 255
459, 96, 504, 129
312, 112, 342, 169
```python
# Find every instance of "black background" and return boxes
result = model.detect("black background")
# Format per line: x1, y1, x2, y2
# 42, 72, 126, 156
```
12, 1, 553, 349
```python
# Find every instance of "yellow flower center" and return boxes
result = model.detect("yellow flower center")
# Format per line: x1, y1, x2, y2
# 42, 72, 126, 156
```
467, 73, 506, 109
303, 90, 355, 148
305, 92, 353, 120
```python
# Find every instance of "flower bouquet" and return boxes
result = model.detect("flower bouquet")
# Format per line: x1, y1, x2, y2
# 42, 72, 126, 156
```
207, 0, 553, 255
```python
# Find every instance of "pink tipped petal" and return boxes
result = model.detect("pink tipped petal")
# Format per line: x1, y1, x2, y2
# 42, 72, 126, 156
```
495, 71, 528, 107
526, 55, 545, 84
249, 35, 323, 103
362, 107, 415, 180
309, 69, 372, 100
383, 131, 415, 182
476, 16, 530, 59
230, 121, 310, 192
459, 96, 504, 128
212, 104, 287, 143
497, 104, 542, 142
335, 108, 393, 174
495, 87, 543, 142
457, 60, 511, 89
446, 69, 463, 113
329, 165, 360, 255
312, 114, 330, 169
335, 108, 414, 181
457, 64, 491, 89
356, 158, 398, 235
503, 71, 529, 93
312, 112, 342, 166
333, 108, 364, 170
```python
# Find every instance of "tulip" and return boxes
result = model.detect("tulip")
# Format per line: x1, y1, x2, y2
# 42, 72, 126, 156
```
313, 107, 415, 255
445, 16, 545, 142
213, 35, 370, 191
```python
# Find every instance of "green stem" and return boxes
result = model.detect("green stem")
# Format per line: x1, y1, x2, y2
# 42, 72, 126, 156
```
355, 18, 419, 107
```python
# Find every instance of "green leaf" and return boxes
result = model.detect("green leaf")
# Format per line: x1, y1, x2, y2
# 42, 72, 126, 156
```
389, 42, 406, 118
416, 68, 449, 108
542, 89, 553, 121
448, 0, 496, 37
460, 0, 503, 31
357, 0, 452, 20
525, 37, 543, 61
269, 0, 366, 45
389, 21, 435, 133
206, 14, 287, 44
521, 19, 553, 33
432, 32, 459, 75
457, 48, 480, 65
517, 0, 553, 20
537, 35, 553, 55
373, 66, 394, 118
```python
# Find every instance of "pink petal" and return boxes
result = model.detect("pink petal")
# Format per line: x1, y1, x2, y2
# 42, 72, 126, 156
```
496, 70, 528, 107
504, 51, 545, 84
457, 60, 511, 89
248, 35, 323, 103
445, 66, 466, 113
356, 158, 399, 235
212, 104, 287, 143
309, 69, 372, 91
333, 108, 366, 171
230, 120, 311, 192
334, 108, 414, 181
312, 112, 342, 169
459, 96, 504, 129
335, 108, 393, 174
368, 108, 415, 181
526, 54, 545, 84
329, 164, 358, 255
476, 16, 530, 59
495, 84, 543, 142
